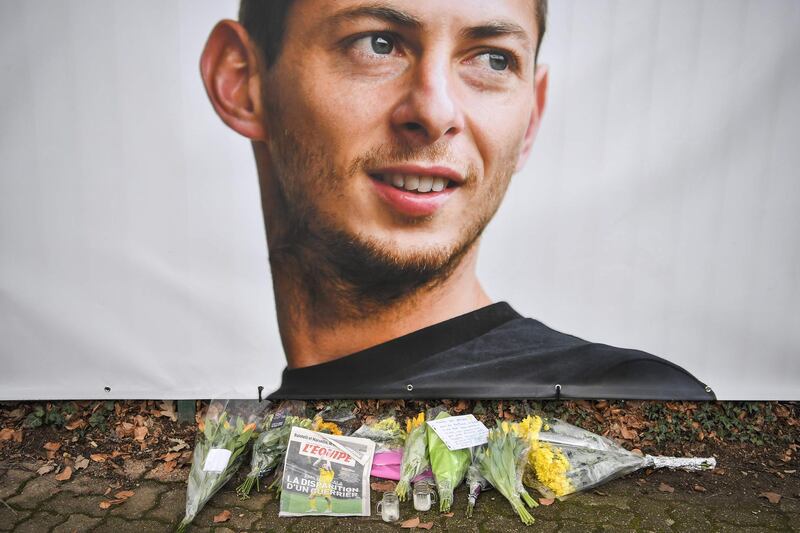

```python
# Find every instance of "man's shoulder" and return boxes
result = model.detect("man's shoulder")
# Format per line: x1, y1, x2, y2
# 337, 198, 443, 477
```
432, 316, 715, 400
268, 305, 715, 400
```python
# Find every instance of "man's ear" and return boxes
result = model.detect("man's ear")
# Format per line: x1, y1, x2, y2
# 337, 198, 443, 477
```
515, 64, 549, 172
199, 20, 266, 141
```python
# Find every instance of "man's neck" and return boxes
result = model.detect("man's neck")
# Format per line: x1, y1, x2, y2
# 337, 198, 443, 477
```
272, 246, 492, 369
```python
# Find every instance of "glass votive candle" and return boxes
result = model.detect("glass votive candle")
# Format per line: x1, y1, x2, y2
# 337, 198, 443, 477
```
376, 491, 400, 522
412, 480, 438, 512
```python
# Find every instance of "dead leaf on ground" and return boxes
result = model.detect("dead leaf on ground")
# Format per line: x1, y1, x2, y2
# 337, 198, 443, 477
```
658, 483, 675, 493
74, 456, 90, 470
418, 522, 434, 530
370, 480, 397, 492
443, 512, 454, 517
162, 452, 181, 462
90, 453, 108, 462
693, 484, 707, 493
43, 442, 61, 451
213, 510, 232, 523
168, 438, 189, 452
539, 497, 555, 506
454, 400, 469, 413
401, 517, 420, 528
65, 418, 87, 431
115, 490, 135, 499
620, 426, 638, 441
0, 428, 16, 441
759, 492, 781, 504
158, 401, 178, 422
99, 499, 125, 509
163, 461, 177, 473
54, 466, 73, 481
37, 464, 55, 475
134, 426, 148, 442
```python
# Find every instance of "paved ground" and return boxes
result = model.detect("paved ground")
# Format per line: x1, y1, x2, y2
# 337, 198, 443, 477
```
1, 457, 798, 533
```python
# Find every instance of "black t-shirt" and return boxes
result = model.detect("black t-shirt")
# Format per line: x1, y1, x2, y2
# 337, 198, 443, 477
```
269, 302, 715, 400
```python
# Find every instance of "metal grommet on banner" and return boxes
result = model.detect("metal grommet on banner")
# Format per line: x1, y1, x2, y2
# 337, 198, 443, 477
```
406, 384, 414, 392
704, 386, 713, 394
104, 386, 111, 393
554, 383, 562, 400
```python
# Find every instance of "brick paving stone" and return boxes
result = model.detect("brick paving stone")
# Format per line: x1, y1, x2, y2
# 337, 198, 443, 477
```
12, 511, 64, 533
97, 516, 169, 533
0, 468, 36, 500
61, 473, 113, 496
47, 492, 108, 518
5, 475, 61, 510
554, 523, 597, 533
216, 507, 260, 530
212, 485, 274, 513
249, 514, 294, 532
669, 503, 715, 533
51, 513, 103, 533
109, 481, 166, 519
146, 484, 185, 523
711, 504, 778, 528
571, 491, 632, 511
0, 506, 30, 531
630, 500, 675, 532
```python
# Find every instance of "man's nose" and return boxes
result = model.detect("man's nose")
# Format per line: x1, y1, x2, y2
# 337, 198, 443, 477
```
390, 55, 465, 145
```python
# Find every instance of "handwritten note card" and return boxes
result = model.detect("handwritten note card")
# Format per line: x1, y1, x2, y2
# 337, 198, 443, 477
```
426, 415, 489, 451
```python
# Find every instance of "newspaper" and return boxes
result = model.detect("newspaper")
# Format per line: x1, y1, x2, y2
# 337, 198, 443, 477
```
279, 426, 376, 517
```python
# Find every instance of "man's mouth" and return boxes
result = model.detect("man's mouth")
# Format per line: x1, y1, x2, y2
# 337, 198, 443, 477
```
369, 173, 455, 194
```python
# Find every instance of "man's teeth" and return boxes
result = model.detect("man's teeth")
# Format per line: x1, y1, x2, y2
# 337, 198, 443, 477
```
381, 174, 449, 193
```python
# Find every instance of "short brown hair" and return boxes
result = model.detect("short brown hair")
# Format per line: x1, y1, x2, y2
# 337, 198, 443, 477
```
240, 0, 548, 68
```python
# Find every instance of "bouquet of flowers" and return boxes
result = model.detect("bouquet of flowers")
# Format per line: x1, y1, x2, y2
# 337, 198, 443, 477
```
465, 445, 492, 518
236, 401, 312, 499
352, 415, 405, 452
426, 411, 471, 512
395, 412, 429, 501
476, 421, 538, 525
518, 415, 716, 498
177, 400, 266, 532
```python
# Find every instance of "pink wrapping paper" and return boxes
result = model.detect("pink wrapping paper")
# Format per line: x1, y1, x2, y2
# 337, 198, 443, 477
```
370, 449, 432, 482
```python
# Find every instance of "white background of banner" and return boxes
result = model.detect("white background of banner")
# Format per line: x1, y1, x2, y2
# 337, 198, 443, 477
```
1, 1, 798, 400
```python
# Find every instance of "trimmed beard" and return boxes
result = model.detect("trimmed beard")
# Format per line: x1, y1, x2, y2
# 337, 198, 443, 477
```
263, 113, 516, 325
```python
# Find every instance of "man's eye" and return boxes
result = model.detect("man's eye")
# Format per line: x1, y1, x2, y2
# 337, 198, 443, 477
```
482, 51, 510, 71
351, 34, 397, 56
370, 35, 394, 54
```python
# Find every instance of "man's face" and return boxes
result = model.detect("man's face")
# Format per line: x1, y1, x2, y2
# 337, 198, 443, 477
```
261, 0, 544, 280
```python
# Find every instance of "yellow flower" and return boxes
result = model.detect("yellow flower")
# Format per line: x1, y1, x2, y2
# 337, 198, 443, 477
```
530, 443, 572, 496
520, 416, 572, 496
374, 417, 401, 433
405, 412, 425, 434
312, 416, 342, 435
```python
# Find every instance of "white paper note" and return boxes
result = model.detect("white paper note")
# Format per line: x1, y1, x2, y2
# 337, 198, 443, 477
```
426, 415, 489, 451
203, 448, 232, 473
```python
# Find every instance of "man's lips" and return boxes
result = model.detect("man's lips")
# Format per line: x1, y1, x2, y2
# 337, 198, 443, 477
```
368, 172, 458, 217
369, 164, 465, 185
370, 178, 456, 217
